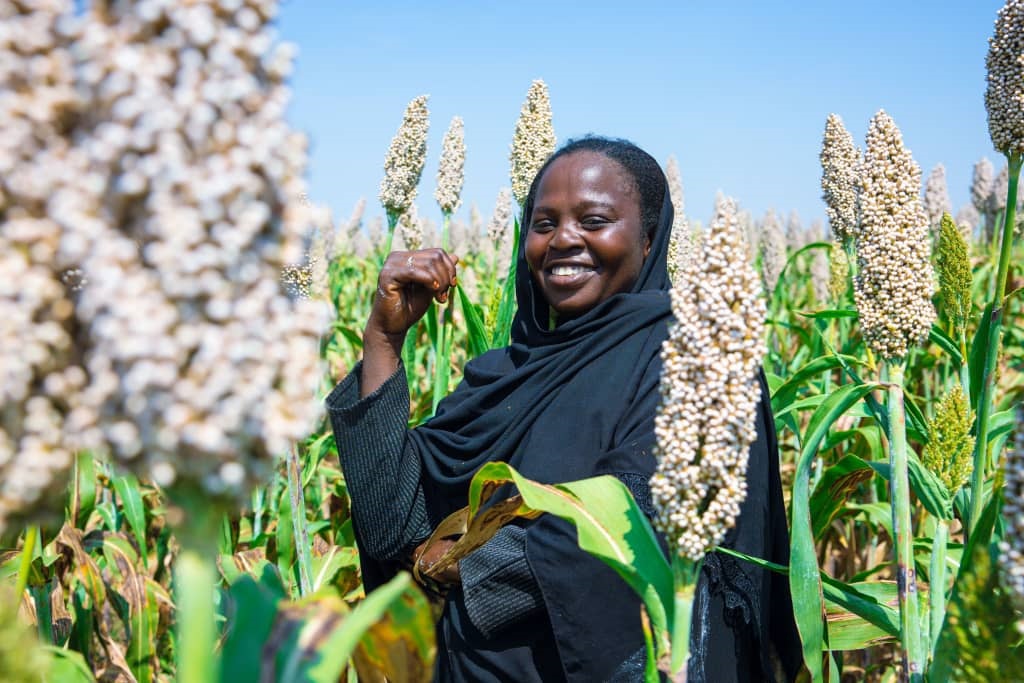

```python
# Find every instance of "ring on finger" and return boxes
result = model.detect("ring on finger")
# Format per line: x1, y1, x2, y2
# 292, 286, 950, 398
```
406, 255, 414, 266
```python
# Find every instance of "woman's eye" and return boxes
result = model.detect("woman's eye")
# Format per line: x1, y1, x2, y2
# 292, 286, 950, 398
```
530, 220, 554, 232
582, 216, 609, 228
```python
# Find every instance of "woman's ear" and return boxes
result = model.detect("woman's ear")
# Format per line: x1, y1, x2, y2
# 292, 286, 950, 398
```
643, 235, 651, 259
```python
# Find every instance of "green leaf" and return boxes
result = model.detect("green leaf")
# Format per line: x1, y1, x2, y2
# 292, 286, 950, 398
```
968, 301, 995, 407
111, 474, 147, 559
809, 455, 875, 539
929, 324, 964, 365
770, 354, 865, 416
275, 487, 296, 595
798, 308, 859, 321
472, 463, 673, 630
490, 218, 520, 348
790, 382, 880, 681
354, 574, 437, 683
219, 565, 288, 683
43, 645, 96, 683
70, 452, 98, 529
272, 574, 434, 683
456, 283, 490, 358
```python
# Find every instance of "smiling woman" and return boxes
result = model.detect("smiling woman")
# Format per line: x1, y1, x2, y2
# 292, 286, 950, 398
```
326, 136, 799, 682
525, 150, 651, 320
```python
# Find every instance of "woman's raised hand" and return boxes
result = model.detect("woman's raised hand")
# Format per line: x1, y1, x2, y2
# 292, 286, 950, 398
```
359, 249, 458, 397
367, 249, 459, 338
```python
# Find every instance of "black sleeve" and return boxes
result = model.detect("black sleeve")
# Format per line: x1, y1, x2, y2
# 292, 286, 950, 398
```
325, 361, 431, 562
459, 525, 543, 639
328, 362, 548, 631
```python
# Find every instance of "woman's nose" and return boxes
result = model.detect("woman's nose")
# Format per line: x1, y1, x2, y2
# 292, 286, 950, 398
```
548, 221, 583, 250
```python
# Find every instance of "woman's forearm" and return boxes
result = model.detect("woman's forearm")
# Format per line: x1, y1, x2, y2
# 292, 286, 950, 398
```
360, 317, 405, 398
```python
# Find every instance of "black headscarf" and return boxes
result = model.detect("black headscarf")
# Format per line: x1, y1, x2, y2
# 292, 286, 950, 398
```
408, 174, 674, 494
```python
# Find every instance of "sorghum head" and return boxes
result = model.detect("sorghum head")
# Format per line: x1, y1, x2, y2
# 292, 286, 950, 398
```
972, 157, 995, 213
936, 212, 973, 337
924, 163, 953, 230
649, 197, 766, 561
999, 403, 1024, 612
435, 116, 466, 215
758, 208, 786, 293
379, 95, 430, 219
853, 110, 936, 361
922, 384, 975, 496
820, 113, 861, 245
665, 155, 691, 284
986, 0, 1024, 156
510, 80, 556, 207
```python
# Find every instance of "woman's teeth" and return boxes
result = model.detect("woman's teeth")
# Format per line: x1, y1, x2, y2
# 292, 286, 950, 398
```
550, 265, 592, 276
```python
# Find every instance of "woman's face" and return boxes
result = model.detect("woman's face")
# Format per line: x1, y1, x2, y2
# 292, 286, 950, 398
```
525, 151, 650, 319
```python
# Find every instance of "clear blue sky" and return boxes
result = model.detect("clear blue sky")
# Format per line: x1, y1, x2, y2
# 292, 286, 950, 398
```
277, 0, 1004, 235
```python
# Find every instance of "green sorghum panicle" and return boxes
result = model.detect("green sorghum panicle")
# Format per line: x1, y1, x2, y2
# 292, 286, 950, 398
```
820, 113, 861, 245
936, 212, 973, 336
922, 385, 975, 496
650, 197, 766, 562
509, 80, 556, 207
665, 155, 692, 284
853, 110, 936, 362
827, 241, 849, 302
986, 0, 1024, 156
380, 95, 430, 219
1, 0, 329, 515
999, 404, 1024, 617
758, 208, 786, 293
924, 163, 953, 231
435, 116, 466, 215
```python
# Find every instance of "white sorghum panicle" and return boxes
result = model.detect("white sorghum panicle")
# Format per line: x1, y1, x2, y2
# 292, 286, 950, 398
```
0, 0, 88, 530
435, 116, 465, 215
306, 205, 335, 300
972, 157, 996, 213
379, 95, 430, 219
854, 110, 936, 361
990, 164, 1010, 215
956, 204, 980, 242
487, 187, 513, 248
924, 163, 953, 231
665, 155, 692, 284
986, 0, 1024, 156
999, 404, 1024, 614
758, 209, 787, 293
341, 197, 367, 248
398, 203, 423, 251
367, 215, 385, 253
649, 197, 766, 562
820, 113, 861, 245
785, 210, 804, 248
1, 0, 330, 516
510, 80, 556, 207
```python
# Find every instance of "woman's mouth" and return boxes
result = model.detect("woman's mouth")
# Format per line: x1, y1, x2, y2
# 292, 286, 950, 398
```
546, 264, 597, 287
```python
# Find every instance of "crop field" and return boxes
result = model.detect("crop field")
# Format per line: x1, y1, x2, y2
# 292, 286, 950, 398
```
1, 1, 1023, 682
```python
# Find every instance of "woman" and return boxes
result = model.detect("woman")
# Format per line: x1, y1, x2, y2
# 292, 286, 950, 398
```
327, 137, 800, 681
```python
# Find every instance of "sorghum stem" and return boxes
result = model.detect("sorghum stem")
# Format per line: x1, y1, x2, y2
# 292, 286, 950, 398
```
14, 526, 38, 599
967, 152, 1022, 537
887, 362, 925, 680
174, 497, 220, 683
670, 555, 701, 679
928, 519, 949, 654
381, 212, 399, 263
441, 213, 451, 252
287, 445, 313, 596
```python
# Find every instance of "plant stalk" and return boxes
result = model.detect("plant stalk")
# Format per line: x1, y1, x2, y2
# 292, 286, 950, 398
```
967, 152, 1022, 537
441, 213, 451, 251
886, 362, 925, 681
381, 212, 399, 264
14, 526, 38, 599
928, 519, 948, 655
286, 445, 313, 596
670, 555, 701, 679
173, 495, 220, 683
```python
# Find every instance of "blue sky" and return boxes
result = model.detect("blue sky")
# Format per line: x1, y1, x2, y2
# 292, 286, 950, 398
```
278, 1, 1004, 235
